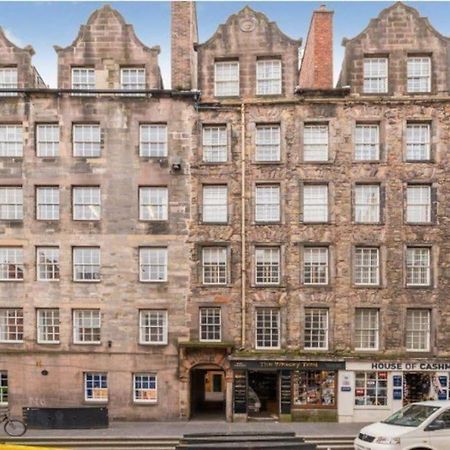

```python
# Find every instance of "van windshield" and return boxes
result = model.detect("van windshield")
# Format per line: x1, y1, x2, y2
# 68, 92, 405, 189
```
382, 404, 440, 427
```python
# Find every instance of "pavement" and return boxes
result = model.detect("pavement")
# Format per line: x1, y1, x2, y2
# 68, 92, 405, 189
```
0, 420, 367, 438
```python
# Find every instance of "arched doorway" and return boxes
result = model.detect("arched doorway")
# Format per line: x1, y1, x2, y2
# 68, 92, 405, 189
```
190, 364, 226, 419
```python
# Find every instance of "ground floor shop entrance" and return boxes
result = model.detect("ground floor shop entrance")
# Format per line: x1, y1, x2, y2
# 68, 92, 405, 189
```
248, 371, 278, 419
230, 358, 345, 422
341, 360, 450, 423
403, 372, 436, 404
190, 367, 225, 419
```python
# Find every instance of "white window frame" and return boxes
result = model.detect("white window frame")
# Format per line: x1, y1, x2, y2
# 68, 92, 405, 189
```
255, 247, 280, 286
73, 247, 101, 282
71, 67, 95, 92
355, 308, 379, 351
36, 247, 60, 281
406, 185, 431, 223
303, 184, 328, 223
0, 68, 17, 97
0, 125, 23, 157
355, 124, 379, 161
407, 57, 431, 93
36, 186, 59, 221
73, 186, 101, 221
255, 125, 281, 162
199, 307, 221, 342
202, 185, 228, 223
255, 184, 280, 223
256, 59, 282, 95
214, 61, 239, 97
406, 247, 431, 287
406, 309, 430, 352
202, 247, 227, 285
202, 126, 227, 163
304, 308, 329, 350
139, 187, 168, 221
406, 123, 430, 161
0, 247, 24, 281
303, 124, 328, 162
0, 186, 22, 220
139, 310, 168, 345
139, 247, 168, 283
37, 308, 60, 344
363, 57, 388, 94
355, 184, 380, 223
0, 309, 23, 343
139, 124, 167, 157
355, 371, 387, 406
120, 67, 145, 91
255, 307, 280, 350
303, 247, 329, 285
354, 247, 380, 286
36, 124, 60, 157
73, 124, 101, 157
73, 309, 101, 344
133, 373, 157, 403
84, 372, 108, 402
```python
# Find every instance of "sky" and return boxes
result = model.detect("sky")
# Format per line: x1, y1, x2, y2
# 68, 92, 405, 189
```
0, 1, 448, 88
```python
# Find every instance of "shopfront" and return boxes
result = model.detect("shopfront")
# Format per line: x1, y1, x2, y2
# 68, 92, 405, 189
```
230, 358, 345, 422
339, 360, 450, 423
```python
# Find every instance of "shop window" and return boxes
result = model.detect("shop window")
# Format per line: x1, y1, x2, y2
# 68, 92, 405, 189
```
293, 370, 336, 407
355, 371, 387, 406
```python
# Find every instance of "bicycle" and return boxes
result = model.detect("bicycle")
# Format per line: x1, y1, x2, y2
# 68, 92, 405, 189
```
0, 410, 27, 436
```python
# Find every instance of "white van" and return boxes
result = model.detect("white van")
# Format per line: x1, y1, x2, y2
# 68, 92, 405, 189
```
354, 400, 450, 450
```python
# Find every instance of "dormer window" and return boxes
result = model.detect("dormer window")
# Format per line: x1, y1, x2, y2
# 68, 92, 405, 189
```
256, 59, 281, 95
363, 57, 388, 94
71, 68, 95, 93
407, 57, 431, 93
0, 68, 17, 97
214, 61, 239, 97
120, 68, 145, 92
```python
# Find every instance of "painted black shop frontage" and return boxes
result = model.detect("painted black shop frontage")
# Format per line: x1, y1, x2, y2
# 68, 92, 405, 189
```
230, 358, 345, 422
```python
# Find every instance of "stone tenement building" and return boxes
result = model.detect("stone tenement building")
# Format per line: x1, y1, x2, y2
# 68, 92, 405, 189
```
0, 1, 450, 424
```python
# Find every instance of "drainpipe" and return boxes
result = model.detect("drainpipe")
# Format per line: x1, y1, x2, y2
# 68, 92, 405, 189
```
240, 103, 246, 349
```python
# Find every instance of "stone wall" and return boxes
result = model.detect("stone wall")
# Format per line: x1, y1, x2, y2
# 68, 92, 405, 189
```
55, 5, 162, 90
338, 2, 450, 95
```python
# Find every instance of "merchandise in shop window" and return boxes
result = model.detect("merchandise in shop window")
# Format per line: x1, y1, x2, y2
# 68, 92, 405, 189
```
355, 371, 387, 406
293, 370, 336, 407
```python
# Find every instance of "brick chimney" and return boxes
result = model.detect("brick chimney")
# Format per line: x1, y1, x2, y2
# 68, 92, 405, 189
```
299, 5, 334, 89
171, 1, 198, 90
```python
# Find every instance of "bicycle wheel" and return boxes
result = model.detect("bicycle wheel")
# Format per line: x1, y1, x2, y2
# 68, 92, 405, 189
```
4, 418, 27, 436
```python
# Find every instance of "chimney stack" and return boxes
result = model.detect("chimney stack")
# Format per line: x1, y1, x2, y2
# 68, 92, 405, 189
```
171, 1, 198, 90
299, 5, 334, 90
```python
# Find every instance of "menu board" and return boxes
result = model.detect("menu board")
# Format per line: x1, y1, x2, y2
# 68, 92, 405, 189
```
280, 370, 292, 414
233, 371, 247, 414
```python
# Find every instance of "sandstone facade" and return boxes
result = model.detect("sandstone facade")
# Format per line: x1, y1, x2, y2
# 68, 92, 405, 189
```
1, 1, 450, 423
